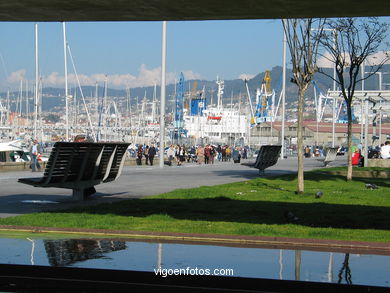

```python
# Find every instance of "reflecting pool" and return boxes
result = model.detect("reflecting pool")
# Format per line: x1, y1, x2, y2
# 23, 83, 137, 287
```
0, 237, 389, 287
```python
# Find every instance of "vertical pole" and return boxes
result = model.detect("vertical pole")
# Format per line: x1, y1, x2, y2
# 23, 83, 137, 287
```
364, 99, 369, 167
328, 253, 334, 282
295, 250, 301, 281
104, 77, 108, 141
332, 97, 336, 147
331, 31, 336, 148
281, 20, 286, 159
279, 250, 283, 280
378, 73, 382, 145
332, 30, 336, 92
379, 101, 382, 144
19, 79, 23, 116
25, 81, 29, 125
6, 89, 9, 123
63, 22, 69, 141
157, 243, 163, 269
34, 24, 39, 140
159, 21, 167, 168
360, 99, 364, 145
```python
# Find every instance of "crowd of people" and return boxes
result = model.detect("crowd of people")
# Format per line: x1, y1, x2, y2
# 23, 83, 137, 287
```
304, 145, 326, 158
131, 144, 249, 166
302, 141, 390, 167
25, 134, 390, 171
136, 143, 157, 166
131, 140, 390, 168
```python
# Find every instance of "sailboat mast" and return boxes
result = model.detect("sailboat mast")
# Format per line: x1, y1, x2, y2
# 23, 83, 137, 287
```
95, 82, 99, 127
63, 22, 69, 141
19, 79, 23, 117
34, 23, 39, 140
127, 87, 131, 127
104, 77, 108, 141
152, 83, 157, 122
25, 80, 29, 125
6, 89, 10, 126
39, 77, 43, 142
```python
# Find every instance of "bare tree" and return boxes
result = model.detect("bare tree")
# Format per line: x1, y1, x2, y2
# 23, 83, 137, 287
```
318, 17, 389, 181
283, 19, 326, 194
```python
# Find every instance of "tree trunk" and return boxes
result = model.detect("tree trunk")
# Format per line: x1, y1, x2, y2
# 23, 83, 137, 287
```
297, 88, 305, 194
346, 102, 353, 181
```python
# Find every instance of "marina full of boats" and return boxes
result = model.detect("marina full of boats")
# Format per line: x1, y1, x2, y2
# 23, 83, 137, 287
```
1, 67, 390, 166
0, 70, 281, 158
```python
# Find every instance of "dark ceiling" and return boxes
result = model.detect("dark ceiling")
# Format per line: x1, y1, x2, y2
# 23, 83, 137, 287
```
0, 0, 389, 22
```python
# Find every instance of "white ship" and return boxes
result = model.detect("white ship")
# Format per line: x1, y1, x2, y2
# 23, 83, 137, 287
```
183, 78, 249, 145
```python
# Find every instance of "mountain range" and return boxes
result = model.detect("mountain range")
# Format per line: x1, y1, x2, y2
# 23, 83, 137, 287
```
2, 65, 389, 112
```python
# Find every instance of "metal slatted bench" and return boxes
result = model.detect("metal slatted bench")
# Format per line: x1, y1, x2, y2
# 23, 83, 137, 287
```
18, 142, 130, 200
242, 145, 282, 174
316, 147, 339, 167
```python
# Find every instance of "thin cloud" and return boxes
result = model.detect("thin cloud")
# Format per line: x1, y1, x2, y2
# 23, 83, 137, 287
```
238, 73, 255, 80
3, 65, 202, 90
316, 52, 336, 68
366, 51, 390, 66
7, 69, 26, 83
317, 51, 390, 68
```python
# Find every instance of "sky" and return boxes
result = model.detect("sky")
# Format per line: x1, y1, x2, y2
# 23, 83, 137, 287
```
0, 18, 389, 91
0, 19, 285, 90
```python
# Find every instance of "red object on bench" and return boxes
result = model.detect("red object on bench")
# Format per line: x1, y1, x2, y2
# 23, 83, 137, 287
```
352, 151, 361, 166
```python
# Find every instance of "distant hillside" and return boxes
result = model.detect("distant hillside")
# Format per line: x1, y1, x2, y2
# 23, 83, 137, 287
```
2, 64, 389, 112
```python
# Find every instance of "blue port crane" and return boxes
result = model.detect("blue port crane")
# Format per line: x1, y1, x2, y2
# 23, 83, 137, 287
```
175, 72, 185, 128
173, 72, 187, 142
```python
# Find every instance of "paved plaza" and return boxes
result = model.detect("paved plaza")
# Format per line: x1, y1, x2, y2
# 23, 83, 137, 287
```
0, 156, 347, 218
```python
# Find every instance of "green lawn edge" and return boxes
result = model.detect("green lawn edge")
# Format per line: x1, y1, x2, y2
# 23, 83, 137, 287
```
0, 168, 389, 243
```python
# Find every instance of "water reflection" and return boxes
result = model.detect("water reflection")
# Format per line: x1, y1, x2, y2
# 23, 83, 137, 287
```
44, 239, 126, 266
338, 253, 352, 285
0, 237, 388, 287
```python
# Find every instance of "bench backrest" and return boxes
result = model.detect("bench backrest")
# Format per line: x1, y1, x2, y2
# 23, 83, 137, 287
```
103, 143, 129, 183
324, 147, 339, 162
254, 145, 282, 171
42, 142, 129, 185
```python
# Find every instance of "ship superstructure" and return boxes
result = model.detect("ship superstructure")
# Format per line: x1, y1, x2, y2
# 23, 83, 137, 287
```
183, 77, 248, 145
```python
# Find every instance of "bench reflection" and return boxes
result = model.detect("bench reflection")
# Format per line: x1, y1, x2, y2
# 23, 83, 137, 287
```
44, 239, 126, 266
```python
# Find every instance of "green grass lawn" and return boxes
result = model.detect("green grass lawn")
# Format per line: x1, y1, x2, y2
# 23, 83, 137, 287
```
0, 168, 389, 243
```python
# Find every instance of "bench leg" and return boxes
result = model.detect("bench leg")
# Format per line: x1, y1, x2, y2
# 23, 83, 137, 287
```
72, 187, 96, 201
72, 189, 84, 201
84, 186, 96, 198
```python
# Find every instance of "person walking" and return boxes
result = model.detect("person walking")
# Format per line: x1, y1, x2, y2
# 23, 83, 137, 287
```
221, 145, 227, 161
196, 145, 205, 164
242, 147, 247, 159
148, 143, 157, 165
136, 145, 143, 165
174, 145, 180, 166
380, 141, 390, 159
178, 144, 186, 165
204, 144, 210, 164
226, 146, 232, 161
29, 139, 42, 172
209, 145, 215, 164
167, 145, 176, 166
232, 146, 241, 163
217, 145, 222, 161
144, 145, 150, 165
304, 146, 311, 158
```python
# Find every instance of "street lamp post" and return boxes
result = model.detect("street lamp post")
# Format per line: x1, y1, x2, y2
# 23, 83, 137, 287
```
159, 21, 167, 168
